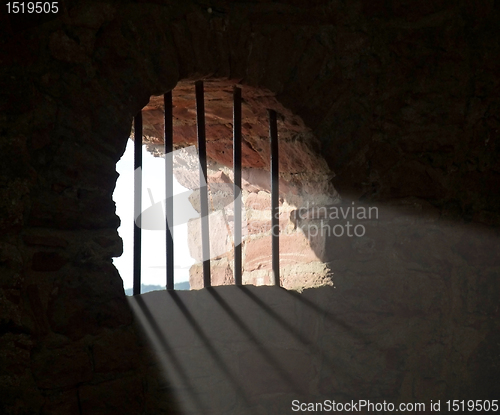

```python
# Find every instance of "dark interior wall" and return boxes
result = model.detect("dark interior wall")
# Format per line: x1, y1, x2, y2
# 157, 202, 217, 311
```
0, 0, 499, 414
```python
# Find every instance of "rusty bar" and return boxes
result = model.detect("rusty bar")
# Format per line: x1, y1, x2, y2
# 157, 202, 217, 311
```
164, 91, 174, 291
233, 86, 242, 286
269, 109, 280, 286
133, 111, 143, 296
196, 80, 211, 287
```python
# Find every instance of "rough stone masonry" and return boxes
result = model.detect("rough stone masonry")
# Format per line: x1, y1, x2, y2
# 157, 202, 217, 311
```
0, 0, 499, 413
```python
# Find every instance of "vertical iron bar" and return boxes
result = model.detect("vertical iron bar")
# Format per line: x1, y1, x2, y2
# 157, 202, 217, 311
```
164, 91, 174, 291
196, 80, 211, 287
233, 86, 242, 286
269, 109, 280, 286
133, 111, 143, 296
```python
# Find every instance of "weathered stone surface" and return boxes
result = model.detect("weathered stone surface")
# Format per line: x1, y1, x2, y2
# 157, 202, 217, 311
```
92, 328, 141, 373
245, 191, 272, 211
141, 80, 330, 180
0, 334, 43, 414
279, 263, 334, 291
31, 251, 68, 272
78, 376, 145, 415
40, 389, 81, 415
47, 266, 132, 340
1, 0, 499, 413
452, 228, 500, 267
187, 212, 235, 262
23, 234, 69, 248
189, 257, 235, 289
31, 339, 93, 389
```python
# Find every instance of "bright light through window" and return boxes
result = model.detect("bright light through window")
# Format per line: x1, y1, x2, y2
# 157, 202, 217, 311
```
113, 139, 196, 293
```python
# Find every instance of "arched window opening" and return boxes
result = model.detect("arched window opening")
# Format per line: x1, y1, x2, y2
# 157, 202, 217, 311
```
113, 79, 339, 294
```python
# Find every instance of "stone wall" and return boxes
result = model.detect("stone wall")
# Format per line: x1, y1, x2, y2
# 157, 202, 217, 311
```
186, 162, 338, 290
0, 0, 499, 413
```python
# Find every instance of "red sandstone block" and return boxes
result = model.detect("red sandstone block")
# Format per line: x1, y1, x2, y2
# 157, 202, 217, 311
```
208, 170, 232, 184
189, 260, 235, 289
243, 273, 274, 286
245, 215, 292, 236
245, 192, 271, 210
244, 233, 319, 272
243, 212, 294, 237
189, 264, 204, 290
281, 272, 333, 291
245, 220, 271, 236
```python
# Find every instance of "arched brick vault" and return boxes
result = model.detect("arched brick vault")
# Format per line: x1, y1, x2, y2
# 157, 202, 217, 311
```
1, 0, 500, 413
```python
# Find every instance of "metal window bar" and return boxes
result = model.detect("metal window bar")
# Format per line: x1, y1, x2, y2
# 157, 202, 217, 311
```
133, 111, 143, 296
164, 91, 174, 291
195, 80, 211, 288
233, 86, 242, 286
132, 82, 281, 294
269, 109, 280, 287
